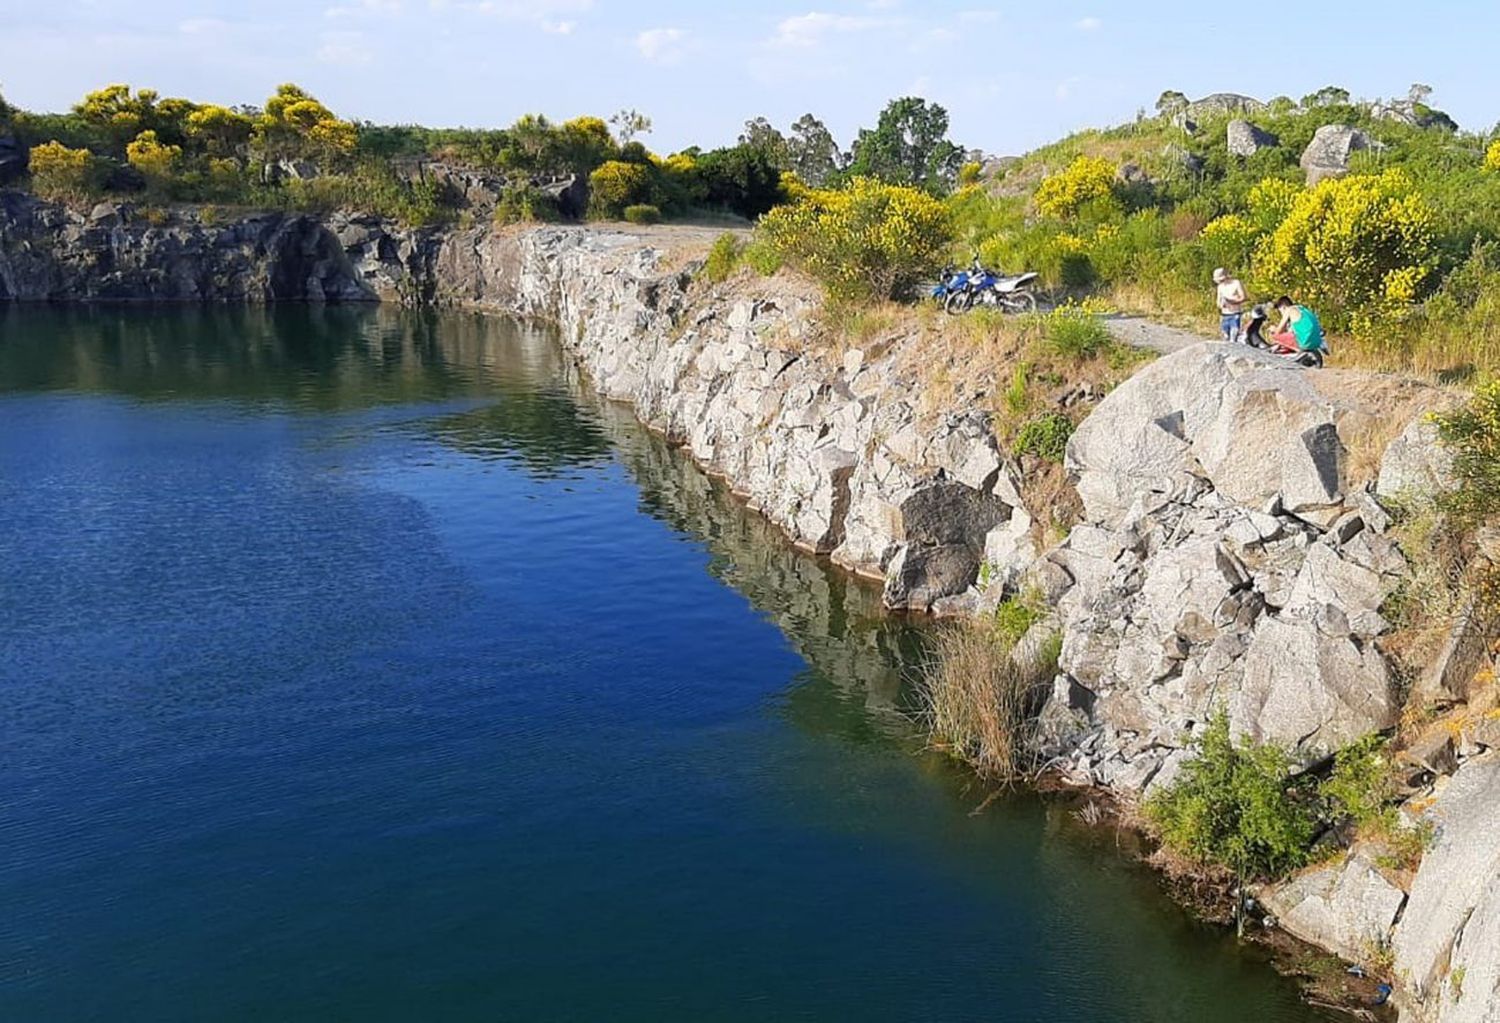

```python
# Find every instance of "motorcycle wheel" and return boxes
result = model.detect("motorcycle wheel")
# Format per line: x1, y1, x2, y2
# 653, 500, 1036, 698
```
1002, 291, 1037, 315
944, 291, 970, 316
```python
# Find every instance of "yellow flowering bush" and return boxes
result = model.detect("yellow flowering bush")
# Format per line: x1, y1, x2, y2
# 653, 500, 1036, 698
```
125, 130, 182, 186
1252, 170, 1436, 326
757, 176, 951, 299
1246, 177, 1301, 230
28, 141, 96, 200
588, 160, 655, 218
1034, 156, 1117, 220
1486, 139, 1500, 173
1200, 213, 1261, 270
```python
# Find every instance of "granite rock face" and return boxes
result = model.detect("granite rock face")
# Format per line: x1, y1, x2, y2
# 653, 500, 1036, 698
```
1301, 124, 1381, 185
1393, 756, 1500, 1023
1261, 849, 1407, 964
497, 227, 1034, 611
1039, 344, 1414, 790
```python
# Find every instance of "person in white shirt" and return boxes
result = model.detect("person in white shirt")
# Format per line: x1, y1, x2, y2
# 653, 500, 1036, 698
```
1213, 267, 1248, 342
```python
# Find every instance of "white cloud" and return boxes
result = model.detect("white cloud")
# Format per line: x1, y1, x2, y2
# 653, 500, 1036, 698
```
1074, 16, 1102, 31
636, 27, 687, 63
316, 30, 375, 65
541, 20, 576, 34
770, 11, 896, 48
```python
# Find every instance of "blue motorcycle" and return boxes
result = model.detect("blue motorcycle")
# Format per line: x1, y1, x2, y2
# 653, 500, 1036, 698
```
930, 264, 969, 303
944, 258, 1039, 315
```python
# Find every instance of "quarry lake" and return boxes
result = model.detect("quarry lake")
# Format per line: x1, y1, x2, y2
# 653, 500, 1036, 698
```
0, 307, 1336, 1022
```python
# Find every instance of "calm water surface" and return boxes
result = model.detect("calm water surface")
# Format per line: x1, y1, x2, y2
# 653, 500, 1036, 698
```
0, 307, 1336, 1022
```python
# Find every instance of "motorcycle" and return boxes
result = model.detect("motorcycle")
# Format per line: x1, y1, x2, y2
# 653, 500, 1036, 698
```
943, 258, 1040, 315
1240, 304, 1326, 368
930, 264, 970, 304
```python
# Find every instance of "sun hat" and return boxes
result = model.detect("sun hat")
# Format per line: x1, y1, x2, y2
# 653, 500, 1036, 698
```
1212, 267, 1228, 283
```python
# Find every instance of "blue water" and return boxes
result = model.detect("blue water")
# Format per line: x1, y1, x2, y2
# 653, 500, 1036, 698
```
0, 307, 1334, 1022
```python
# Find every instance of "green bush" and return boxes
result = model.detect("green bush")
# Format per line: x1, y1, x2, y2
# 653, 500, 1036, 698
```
1044, 306, 1112, 359
703, 232, 744, 282
1012, 412, 1075, 462
623, 203, 661, 224
742, 239, 783, 276
1145, 712, 1316, 881
757, 176, 952, 300
493, 184, 561, 225
1321, 733, 1394, 827
1432, 379, 1500, 522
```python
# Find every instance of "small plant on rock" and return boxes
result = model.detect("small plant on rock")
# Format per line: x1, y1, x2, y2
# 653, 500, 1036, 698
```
1145, 712, 1317, 887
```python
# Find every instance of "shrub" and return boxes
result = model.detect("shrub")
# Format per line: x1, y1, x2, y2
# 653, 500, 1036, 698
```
1252, 169, 1437, 328
1321, 733, 1395, 827
493, 184, 561, 225
919, 619, 1054, 780
125, 130, 181, 189
1013, 412, 1075, 462
27, 141, 96, 200
623, 203, 661, 224
742, 238, 783, 276
1035, 156, 1118, 219
1486, 139, 1500, 173
703, 232, 744, 282
1044, 306, 1112, 359
957, 160, 982, 187
1145, 712, 1316, 882
588, 159, 654, 219
757, 176, 951, 300
1431, 379, 1500, 522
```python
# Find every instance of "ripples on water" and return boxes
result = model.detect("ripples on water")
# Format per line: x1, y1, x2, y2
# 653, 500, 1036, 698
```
0, 306, 1336, 1022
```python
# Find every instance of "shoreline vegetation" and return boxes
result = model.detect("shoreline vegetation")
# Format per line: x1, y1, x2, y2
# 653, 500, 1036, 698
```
5, 79, 1499, 1019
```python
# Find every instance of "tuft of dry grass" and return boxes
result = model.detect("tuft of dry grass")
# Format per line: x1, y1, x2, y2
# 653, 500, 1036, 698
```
919, 620, 1056, 781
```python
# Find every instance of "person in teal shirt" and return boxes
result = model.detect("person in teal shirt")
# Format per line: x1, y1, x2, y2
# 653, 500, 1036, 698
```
1269, 295, 1325, 353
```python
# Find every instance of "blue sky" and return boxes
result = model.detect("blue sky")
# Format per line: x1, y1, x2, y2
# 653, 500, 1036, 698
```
0, 0, 1494, 156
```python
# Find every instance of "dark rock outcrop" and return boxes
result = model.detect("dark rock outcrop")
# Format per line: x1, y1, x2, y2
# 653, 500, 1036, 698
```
0, 134, 27, 185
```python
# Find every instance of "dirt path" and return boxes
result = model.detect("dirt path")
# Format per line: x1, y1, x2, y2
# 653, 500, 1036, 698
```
1103, 315, 1214, 355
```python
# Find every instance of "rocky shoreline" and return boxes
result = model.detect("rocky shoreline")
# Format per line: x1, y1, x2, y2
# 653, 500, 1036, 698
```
3, 194, 1495, 1023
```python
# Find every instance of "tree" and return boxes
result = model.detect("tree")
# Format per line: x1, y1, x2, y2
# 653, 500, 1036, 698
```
125, 130, 182, 190
1302, 85, 1351, 108
693, 144, 784, 219
75, 84, 170, 150
253, 83, 356, 165
847, 97, 964, 194
609, 108, 652, 145
557, 116, 617, 176
0, 86, 14, 130
786, 113, 844, 186
185, 104, 254, 157
1155, 90, 1189, 119
738, 117, 788, 168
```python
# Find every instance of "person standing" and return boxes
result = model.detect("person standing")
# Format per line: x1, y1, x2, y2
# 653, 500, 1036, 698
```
1213, 267, 1248, 342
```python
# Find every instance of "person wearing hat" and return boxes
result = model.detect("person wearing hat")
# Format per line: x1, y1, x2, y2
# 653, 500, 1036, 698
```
1213, 267, 1247, 342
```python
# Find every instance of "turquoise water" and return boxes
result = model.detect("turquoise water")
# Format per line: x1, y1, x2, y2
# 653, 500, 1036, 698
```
0, 307, 1335, 1022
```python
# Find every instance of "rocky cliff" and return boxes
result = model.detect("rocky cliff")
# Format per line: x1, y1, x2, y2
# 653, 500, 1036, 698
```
3, 194, 1495, 1021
